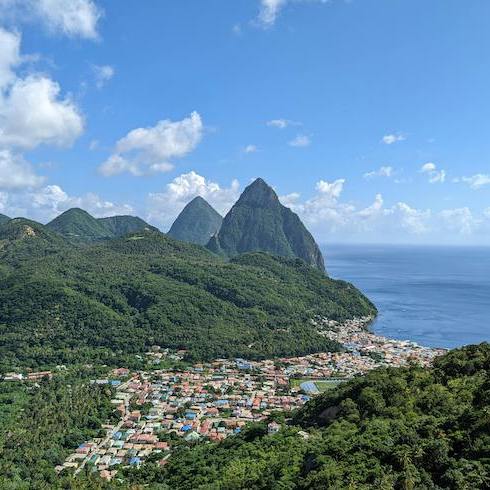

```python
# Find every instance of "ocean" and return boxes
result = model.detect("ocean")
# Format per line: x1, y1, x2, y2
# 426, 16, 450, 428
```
324, 244, 490, 349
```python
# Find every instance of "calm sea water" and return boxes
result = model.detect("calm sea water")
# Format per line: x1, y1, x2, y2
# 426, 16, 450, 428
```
324, 244, 490, 349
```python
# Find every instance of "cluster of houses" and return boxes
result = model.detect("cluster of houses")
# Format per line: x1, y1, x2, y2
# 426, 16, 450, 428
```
316, 316, 447, 367
30, 317, 445, 481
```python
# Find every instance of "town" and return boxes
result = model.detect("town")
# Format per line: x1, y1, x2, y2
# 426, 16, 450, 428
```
29, 317, 444, 481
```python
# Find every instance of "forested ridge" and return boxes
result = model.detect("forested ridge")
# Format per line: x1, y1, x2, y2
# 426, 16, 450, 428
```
0, 220, 375, 372
0, 374, 116, 489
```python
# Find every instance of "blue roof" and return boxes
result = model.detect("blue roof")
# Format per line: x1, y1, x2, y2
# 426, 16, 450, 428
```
181, 424, 192, 431
129, 457, 142, 465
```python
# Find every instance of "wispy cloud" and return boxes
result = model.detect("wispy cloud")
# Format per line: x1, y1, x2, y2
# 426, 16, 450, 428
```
363, 166, 394, 180
289, 134, 311, 147
382, 133, 406, 145
421, 162, 446, 183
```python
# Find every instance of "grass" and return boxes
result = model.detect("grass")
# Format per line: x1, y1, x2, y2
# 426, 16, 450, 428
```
290, 378, 344, 393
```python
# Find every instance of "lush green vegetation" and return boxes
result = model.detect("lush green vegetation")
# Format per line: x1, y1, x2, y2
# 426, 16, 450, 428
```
0, 213, 10, 225
207, 178, 326, 272
46, 208, 156, 244
0, 374, 116, 489
126, 343, 490, 489
0, 221, 375, 372
168, 196, 223, 245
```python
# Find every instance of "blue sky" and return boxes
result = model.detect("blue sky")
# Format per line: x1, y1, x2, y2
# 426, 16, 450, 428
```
0, 0, 489, 244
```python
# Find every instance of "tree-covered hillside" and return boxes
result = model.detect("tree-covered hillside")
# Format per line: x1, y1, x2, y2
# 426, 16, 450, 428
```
46, 208, 155, 244
0, 223, 375, 371
129, 343, 490, 490
0, 213, 9, 226
98, 215, 158, 237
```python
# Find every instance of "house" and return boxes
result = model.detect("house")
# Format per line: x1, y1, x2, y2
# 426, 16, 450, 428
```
268, 422, 281, 435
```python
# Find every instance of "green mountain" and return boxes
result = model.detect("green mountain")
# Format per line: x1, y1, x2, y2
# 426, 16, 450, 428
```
46, 208, 114, 243
98, 215, 158, 237
207, 178, 326, 272
46, 208, 156, 243
139, 343, 490, 490
0, 213, 9, 225
168, 196, 223, 245
0, 218, 69, 264
0, 229, 375, 371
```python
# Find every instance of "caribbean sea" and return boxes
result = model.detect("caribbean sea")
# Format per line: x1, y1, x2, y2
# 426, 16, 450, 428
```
324, 244, 490, 349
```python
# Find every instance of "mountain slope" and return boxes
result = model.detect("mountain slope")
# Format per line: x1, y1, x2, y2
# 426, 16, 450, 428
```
168, 196, 223, 245
0, 218, 69, 264
98, 215, 158, 237
207, 178, 325, 272
0, 213, 9, 226
46, 208, 114, 243
0, 230, 375, 370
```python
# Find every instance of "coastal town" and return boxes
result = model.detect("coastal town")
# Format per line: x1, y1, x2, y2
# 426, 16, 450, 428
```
3, 317, 433, 481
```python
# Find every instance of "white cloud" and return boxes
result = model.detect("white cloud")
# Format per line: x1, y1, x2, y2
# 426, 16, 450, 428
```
461, 174, 490, 190
439, 207, 479, 235
315, 179, 345, 200
257, 0, 328, 27
267, 118, 294, 129
92, 64, 114, 89
0, 149, 44, 189
289, 134, 310, 147
382, 133, 405, 145
0, 28, 21, 89
258, 0, 287, 27
0, 184, 134, 222
363, 165, 394, 179
0, 75, 84, 149
420, 162, 446, 183
0, 0, 103, 40
99, 112, 203, 177
147, 171, 240, 229
244, 144, 258, 153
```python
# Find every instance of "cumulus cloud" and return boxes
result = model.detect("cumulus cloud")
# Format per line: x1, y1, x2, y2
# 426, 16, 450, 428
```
92, 64, 114, 89
382, 133, 406, 145
99, 112, 204, 177
0, 28, 83, 190
0, 184, 134, 222
0, 75, 83, 149
460, 174, 490, 190
289, 134, 310, 147
0, 0, 102, 40
363, 166, 394, 180
0, 149, 44, 189
0, 28, 21, 89
439, 207, 479, 235
147, 171, 240, 229
420, 162, 446, 183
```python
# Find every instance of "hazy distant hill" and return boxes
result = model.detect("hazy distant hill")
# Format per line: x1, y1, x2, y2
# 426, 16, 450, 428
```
0, 225, 375, 370
0, 213, 9, 226
46, 208, 155, 243
168, 196, 222, 245
207, 178, 326, 272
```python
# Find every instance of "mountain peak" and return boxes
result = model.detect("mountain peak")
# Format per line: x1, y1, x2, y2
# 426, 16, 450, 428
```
168, 197, 223, 246
239, 178, 278, 207
47, 208, 113, 243
207, 178, 326, 272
